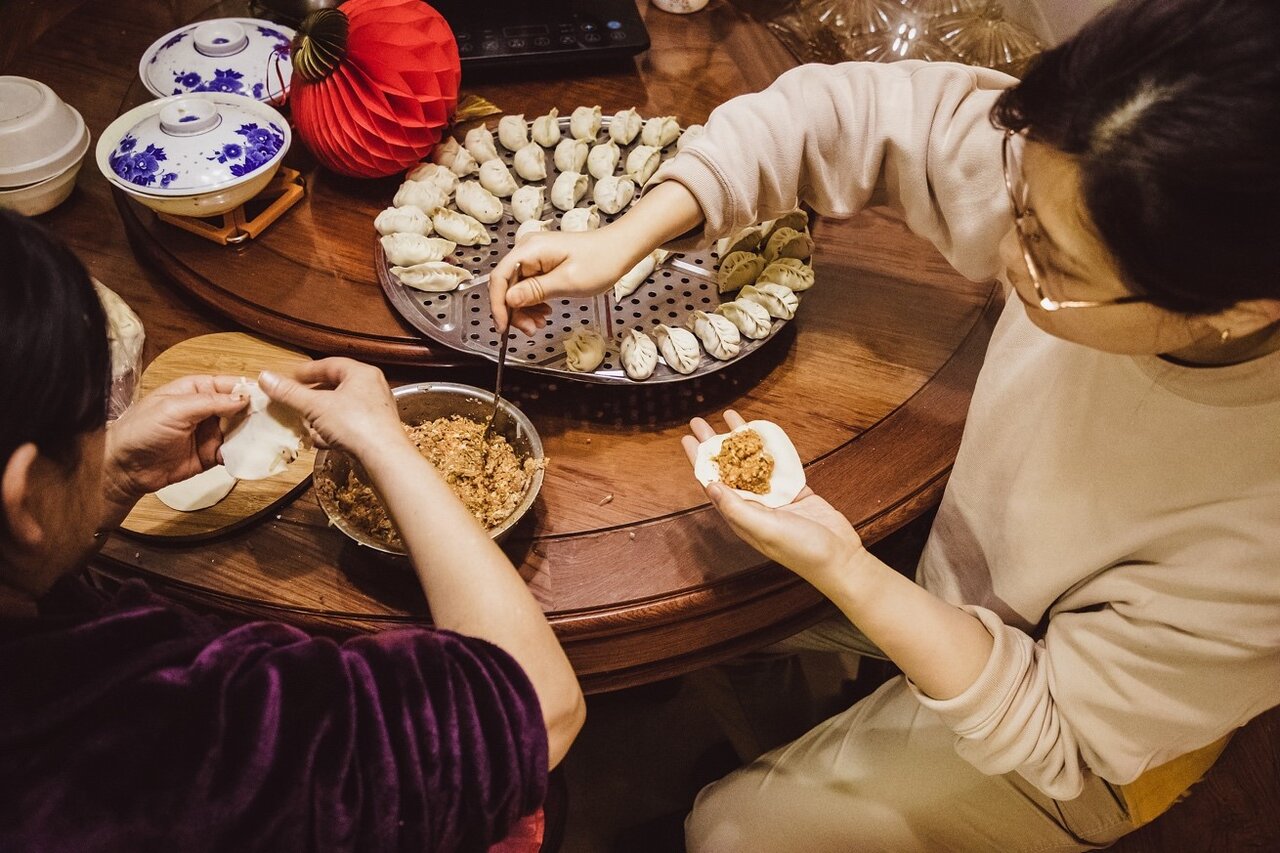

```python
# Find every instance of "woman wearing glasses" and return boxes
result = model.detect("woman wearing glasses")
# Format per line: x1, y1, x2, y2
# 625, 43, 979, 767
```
489, 0, 1280, 849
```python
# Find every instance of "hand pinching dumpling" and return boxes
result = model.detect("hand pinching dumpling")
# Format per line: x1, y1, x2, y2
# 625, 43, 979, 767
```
560, 206, 600, 233
564, 328, 606, 372
762, 226, 814, 261
432, 207, 492, 246
613, 249, 669, 302
463, 126, 500, 163
653, 324, 701, 375
550, 171, 589, 211
513, 142, 548, 181
593, 175, 636, 215
380, 233, 456, 266
587, 140, 620, 180
676, 123, 705, 151
757, 257, 815, 291
641, 115, 680, 148
716, 250, 767, 293
404, 161, 458, 195
609, 107, 643, 145
620, 329, 659, 381
531, 108, 561, 147
693, 420, 806, 508
554, 137, 589, 173
625, 145, 661, 185
497, 114, 528, 152
570, 105, 602, 140
478, 159, 519, 198
716, 298, 772, 339
390, 261, 473, 293
374, 205, 432, 237
687, 310, 741, 360
393, 180, 450, 212
739, 283, 800, 320
430, 137, 479, 176
510, 185, 546, 224
455, 181, 504, 224
515, 218, 553, 241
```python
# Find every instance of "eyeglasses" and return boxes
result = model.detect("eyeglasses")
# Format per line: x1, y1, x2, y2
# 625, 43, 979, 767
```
1001, 130, 1153, 312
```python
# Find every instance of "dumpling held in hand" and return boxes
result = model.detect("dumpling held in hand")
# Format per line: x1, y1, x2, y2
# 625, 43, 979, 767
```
693, 420, 806, 508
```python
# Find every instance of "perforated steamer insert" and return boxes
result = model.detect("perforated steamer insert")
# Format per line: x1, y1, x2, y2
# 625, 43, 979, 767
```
376, 116, 807, 385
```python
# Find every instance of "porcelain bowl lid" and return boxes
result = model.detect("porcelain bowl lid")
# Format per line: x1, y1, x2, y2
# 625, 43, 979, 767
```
99, 93, 290, 195
138, 18, 295, 103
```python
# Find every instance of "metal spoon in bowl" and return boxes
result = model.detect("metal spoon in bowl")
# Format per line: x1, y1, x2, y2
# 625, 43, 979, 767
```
481, 323, 513, 465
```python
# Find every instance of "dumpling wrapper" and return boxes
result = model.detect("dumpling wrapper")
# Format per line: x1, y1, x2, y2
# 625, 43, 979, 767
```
613, 249, 669, 302
155, 465, 237, 512
220, 380, 306, 481
560, 206, 600, 233
609, 107, 643, 145
515, 218, 553, 240
403, 161, 458, 195
531, 108, 561, 147
497, 114, 528, 151
391, 261, 472, 292
693, 420, 806, 508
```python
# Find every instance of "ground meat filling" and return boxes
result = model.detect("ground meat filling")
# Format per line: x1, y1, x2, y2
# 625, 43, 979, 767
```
712, 428, 774, 495
324, 415, 542, 547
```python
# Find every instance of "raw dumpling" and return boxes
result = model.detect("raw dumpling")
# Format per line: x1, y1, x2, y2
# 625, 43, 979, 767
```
550, 171, 589, 211
391, 261, 473, 293
478, 159, 518, 198
515, 218, 553, 240
653, 324, 701, 375
463, 125, 500, 163
624, 145, 661, 185
613, 249, 669, 302
564, 328, 606, 372
762, 226, 814, 261
609, 107, 643, 145
620, 329, 658, 381
155, 465, 236, 512
593, 175, 636, 215
380, 233, 457, 266
766, 210, 809, 239
430, 136, 479, 176
455, 180, 504, 224
374, 205, 433, 237
511, 184, 546, 223
554, 137, 589, 173
497, 114, 528, 151
715, 224, 766, 258
393, 180, 449, 212
693, 420, 806, 508
687, 309, 741, 360
570, 104, 602, 140
513, 142, 548, 181
757, 257, 815, 292
716, 250, 767, 293
716, 298, 772, 340
560, 206, 600, 233
739, 283, 800, 320
587, 140, 620, 180
220, 379, 306, 481
676, 123, 705, 151
641, 115, 680, 148
432, 207, 492, 246
403, 161, 458, 195
531, 108, 561, 147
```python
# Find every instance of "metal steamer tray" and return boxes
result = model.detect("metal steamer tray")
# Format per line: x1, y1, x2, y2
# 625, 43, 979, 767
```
376, 116, 804, 385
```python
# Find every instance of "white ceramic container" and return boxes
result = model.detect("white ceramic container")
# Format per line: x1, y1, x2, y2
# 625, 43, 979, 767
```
0, 75, 90, 188
0, 157, 85, 216
138, 18, 296, 102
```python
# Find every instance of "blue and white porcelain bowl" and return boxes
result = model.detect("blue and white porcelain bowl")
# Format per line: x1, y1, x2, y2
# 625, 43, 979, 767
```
95, 93, 291, 217
138, 18, 295, 103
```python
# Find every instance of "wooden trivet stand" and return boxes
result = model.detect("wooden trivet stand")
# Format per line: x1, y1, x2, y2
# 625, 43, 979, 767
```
157, 167, 306, 245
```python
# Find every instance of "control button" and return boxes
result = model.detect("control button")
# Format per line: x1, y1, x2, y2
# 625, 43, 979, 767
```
609, 30, 627, 42
606, 20, 622, 30
481, 38, 501, 53
506, 37, 527, 50
459, 41, 475, 56
558, 33, 578, 46
533, 35, 552, 48
455, 31, 471, 40
479, 28, 498, 39
580, 22, 597, 31
582, 32, 603, 45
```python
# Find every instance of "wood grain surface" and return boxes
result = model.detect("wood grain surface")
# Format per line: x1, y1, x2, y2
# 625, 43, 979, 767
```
120, 333, 316, 540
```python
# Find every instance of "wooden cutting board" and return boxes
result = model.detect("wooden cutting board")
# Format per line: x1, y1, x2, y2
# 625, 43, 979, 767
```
120, 332, 316, 541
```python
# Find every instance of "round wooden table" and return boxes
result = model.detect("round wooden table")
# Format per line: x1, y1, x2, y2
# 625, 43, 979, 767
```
5, 0, 1001, 692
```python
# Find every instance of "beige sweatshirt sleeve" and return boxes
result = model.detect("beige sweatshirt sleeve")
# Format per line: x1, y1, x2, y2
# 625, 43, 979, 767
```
651, 60, 1017, 281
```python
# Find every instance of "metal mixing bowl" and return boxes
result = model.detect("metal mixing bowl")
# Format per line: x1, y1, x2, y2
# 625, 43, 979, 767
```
313, 382, 545, 554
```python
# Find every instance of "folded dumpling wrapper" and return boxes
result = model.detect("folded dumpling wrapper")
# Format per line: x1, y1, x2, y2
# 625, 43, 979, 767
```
220, 380, 307, 480
694, 420, 806, 508
155, 465, 237, 512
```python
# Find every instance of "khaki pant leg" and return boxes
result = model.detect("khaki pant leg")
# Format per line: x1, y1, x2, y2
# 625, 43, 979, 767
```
686, 676, 1134, 853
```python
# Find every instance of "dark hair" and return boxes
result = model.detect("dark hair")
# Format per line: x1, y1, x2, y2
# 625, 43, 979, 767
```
992, 0, 1280, 314
0, 209, 109, 470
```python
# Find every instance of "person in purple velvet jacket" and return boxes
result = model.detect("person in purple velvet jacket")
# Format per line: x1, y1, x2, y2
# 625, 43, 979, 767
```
0, 209, 585, 852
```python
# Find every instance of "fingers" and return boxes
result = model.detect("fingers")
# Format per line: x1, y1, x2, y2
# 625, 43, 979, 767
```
723, 409, 747, 430
688, 417, 717, 442
707, 482, 779, 538
511, 304, 553, 336
161, 392, 247, 427
681, 434, 700, 465
257, 369, 324, 418
280, 358, 360, 388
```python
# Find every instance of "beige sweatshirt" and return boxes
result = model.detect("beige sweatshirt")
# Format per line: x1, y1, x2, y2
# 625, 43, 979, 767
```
656, 61, 1280, 800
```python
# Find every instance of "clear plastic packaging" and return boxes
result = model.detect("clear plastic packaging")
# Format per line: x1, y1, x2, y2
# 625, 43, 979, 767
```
94, 279, 145, 421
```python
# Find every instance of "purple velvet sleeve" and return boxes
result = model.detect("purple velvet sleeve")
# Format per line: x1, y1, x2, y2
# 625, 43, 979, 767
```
0, 581, 548, 853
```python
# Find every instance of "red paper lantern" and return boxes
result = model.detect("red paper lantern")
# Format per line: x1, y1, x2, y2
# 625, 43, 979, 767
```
289, 0, 460, 178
